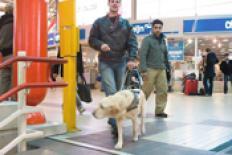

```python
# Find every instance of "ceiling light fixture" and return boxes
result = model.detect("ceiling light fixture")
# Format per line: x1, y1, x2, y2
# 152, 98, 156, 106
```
222, 39, 229, 42
213, 39, 217, 44
218, 43, 222, 48
187, 39, 193, 44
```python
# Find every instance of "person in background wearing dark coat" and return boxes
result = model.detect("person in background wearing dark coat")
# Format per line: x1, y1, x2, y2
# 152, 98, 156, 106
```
0, 3, 14, 96
51, 45, 86, 114
203, 48, 219, 96
220, 53, 232, 94
76, 45, 86, 113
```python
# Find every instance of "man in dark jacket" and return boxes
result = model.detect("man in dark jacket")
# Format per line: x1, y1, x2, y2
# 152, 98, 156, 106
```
220, 53, 232, 94
0, 3, 13, 95
89, 0, 138, 136
139, 19, 170, 118
203, 48, 219, 96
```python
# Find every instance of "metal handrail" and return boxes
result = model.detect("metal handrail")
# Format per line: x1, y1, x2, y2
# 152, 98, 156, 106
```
0, 82, 67, 102
0, 131, 44, 155
0, 56, 67, 69
0, 106, 42, 128
0, 54, 68, 154
0, 56, 68, 101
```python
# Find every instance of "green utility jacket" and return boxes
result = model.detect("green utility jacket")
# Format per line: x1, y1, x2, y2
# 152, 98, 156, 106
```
139, 33, 169, 73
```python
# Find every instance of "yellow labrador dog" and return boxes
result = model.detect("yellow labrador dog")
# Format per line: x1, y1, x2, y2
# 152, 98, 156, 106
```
93, 89, 146, 149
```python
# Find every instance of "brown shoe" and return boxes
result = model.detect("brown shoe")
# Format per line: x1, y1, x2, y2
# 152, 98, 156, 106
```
155, 113, 168, 118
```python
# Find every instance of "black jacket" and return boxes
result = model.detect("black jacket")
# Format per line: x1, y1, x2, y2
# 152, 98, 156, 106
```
220, 60, 232, 75
0, 14, 13, 57
89, 15, 138, 62
204, 52, 219, 77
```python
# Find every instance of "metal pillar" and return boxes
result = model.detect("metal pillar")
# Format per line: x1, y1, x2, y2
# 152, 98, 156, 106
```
17, 51, 27, 152
131, 0, 137, 21
58, 0, 78, 132
194, 37, 199, 76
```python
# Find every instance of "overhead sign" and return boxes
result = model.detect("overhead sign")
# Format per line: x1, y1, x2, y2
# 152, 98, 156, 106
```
132, 23, 152, 35
167, 40, 184, 61
48, 33, 59, 47
48, 28, 85, 47
184, 18, 232, 33
132, 23, 179, 36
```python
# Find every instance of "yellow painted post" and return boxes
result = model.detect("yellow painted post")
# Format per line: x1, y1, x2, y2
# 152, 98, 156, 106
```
58, 0, 79, 132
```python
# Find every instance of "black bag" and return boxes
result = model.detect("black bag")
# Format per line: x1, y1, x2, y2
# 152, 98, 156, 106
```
77, 80, 92, 102
198, 87, 205, 96
185, 73, 196, 80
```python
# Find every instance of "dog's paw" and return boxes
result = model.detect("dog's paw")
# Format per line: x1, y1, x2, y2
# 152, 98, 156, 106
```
114, 143, 123, 150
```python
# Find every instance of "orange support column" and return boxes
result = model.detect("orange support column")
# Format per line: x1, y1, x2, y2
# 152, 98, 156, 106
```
14, 0, 48, 106
0, 53, 2, 63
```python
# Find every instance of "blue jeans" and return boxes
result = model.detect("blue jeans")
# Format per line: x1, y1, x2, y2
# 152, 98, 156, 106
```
99, 61, 127, 127
224, 74, 232, 94
99, 61, 127, 96
203, 76, 214, 96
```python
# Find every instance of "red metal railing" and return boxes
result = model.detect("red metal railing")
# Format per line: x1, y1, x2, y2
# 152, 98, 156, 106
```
0, 56, 68, 102
0, 56, 67, 69
0, 82, 67, 102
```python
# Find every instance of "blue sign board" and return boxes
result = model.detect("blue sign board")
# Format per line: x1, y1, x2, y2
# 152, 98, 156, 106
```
184, 18, 232, 33
132, 23, 152, 35
167, 40, 184, 61
132, 23, 179, 36
48, 28, 86, 47
48, 33, 58, 47
80, 29, 86, 40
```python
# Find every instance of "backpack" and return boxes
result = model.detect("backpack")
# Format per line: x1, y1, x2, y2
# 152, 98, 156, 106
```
198, 87, 205, 96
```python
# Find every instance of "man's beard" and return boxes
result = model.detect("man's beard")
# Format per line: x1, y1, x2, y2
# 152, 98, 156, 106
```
155, 32, 161, 36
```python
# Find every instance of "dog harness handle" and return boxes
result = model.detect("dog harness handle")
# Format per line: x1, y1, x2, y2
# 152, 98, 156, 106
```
126, 89, 140, 112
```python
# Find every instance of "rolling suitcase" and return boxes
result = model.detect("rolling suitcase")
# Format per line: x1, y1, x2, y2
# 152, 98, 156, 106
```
184, 79, 198, 95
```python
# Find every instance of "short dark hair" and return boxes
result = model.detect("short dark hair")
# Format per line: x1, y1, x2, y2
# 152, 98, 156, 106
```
206, 48, 211, 52
152, 19, 163, 27
108, 0, 121, 3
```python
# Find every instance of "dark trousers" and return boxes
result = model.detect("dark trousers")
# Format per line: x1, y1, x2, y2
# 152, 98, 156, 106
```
224, 74, 232, 94
203, 76, 214, 96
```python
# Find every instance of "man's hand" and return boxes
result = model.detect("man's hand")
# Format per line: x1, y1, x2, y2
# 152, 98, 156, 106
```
127, 61, 137, 70
100, 44, 111, 52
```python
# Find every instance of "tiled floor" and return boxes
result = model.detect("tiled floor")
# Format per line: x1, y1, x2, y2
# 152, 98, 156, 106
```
28, 88, 232, 155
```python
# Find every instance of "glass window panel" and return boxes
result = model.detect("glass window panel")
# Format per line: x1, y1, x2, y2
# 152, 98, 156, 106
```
197, 0, 232, 16
76, 0, 131, 26
160, 0, 195, 18
137, 0, 232, 20
137, 0, 195, 20
137, 0, 159, 20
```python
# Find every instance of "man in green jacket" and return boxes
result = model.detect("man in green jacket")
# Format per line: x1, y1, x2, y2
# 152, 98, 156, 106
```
139, 19, 170, 118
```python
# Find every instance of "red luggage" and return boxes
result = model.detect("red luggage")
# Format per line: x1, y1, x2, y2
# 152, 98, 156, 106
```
184, 79, 198, 95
